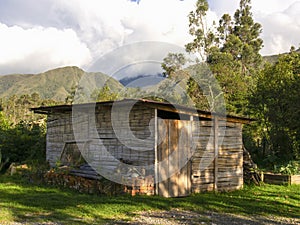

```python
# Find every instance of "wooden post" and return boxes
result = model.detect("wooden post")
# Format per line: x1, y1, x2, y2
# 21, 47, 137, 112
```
188, 115, 193, 194
214, 115, 219, 192
189, 115, 194, 159
154, 108, 158, 195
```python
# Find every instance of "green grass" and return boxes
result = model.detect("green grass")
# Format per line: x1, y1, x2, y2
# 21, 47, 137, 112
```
0, 175, 299, 224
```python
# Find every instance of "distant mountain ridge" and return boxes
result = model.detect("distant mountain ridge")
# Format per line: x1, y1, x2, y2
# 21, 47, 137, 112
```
1, 49, 298, 102
263, 48, 300, 64
120, 74, 165, 87
0, 66, 123, 102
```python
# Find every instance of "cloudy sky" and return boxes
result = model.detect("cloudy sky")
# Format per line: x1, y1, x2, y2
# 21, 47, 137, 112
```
0, 0, 299, 75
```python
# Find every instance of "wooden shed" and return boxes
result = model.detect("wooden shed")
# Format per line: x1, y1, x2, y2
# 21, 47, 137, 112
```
33, 99, 251, 197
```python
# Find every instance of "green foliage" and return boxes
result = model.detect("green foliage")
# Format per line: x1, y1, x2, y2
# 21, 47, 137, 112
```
0, 121, 46, 167
0, 94, 49, 169
186, 64, 224, 111
161, 0, 263, 115
0, 92, 53, 125
161, 53, 187, 77
208, 0, 262, 114
274, 161, 300, 175
248, 51, 300, 163
161, 0, 300, 170
91, 85, 119, 102
185, 0, 216, 60
0, 149, 9, 172
65, 85, 78, 104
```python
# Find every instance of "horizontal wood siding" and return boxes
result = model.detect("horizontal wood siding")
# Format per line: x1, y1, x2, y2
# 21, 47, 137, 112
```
218, 122, 243, 191
46, 112, 75, 166
263, 173, 300, 185
88, 104, 155, 176
46, 104, 156, 180
191, 120, 243, 193
191, 120, 215, 192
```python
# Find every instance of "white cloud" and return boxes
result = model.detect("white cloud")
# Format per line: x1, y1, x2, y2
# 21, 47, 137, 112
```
0, 23, 91, 74
52, 0, 197, 58
51, 0, 218, 74
1, 0, 299, 75
252, 0, 298, 14
255, 1, 300, 55
208, 0, 300, 55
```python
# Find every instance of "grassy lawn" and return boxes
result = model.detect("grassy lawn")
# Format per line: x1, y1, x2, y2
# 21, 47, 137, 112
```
0, 175, 299, 224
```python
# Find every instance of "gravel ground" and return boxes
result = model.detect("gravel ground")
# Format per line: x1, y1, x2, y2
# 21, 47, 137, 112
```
110, 209, 300, 225
3, 209, 299, 225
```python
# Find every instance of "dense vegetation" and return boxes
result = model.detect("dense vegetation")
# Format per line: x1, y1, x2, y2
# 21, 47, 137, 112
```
246, 51, 300, 167
0, 93, 57, 171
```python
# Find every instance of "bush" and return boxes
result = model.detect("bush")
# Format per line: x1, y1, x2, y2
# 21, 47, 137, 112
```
273, 161, 300, 175
0, 121, 46, 170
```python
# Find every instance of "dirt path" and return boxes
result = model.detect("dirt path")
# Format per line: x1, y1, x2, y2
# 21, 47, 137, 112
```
111, 209, 300, 225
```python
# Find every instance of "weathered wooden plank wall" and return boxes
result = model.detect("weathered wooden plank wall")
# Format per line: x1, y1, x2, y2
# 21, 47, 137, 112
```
217, 121, 243, 191
46, 113, 74, 166
88, 104, 156, 177
46, 104, 156, 181
46, 103, 244, 196
191, 119, 243, 193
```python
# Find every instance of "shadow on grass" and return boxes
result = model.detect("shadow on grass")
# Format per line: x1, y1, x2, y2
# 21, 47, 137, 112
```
182, 185, 300, 218
0, 175, 299, 224
0, 175, 173, 224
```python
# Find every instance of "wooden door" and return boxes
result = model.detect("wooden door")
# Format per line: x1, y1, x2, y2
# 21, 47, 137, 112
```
157, 119, 191, 197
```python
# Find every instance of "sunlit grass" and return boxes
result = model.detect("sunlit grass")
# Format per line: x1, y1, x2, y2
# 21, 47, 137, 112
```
0, 175, 299, 224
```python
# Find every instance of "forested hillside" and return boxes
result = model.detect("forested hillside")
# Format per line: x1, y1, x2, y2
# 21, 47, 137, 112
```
0, 66, 123, 102
263, 47, 300, 64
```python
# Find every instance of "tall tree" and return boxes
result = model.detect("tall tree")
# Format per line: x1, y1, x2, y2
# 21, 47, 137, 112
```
186, 4, 235, 75
161, 53, 187, 77
185, 0, 216, 61
231, 0, 263, 76
184, 0, 263, 114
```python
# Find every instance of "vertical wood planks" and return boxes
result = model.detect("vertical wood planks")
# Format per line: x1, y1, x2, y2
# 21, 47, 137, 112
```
157, 119, 191, 197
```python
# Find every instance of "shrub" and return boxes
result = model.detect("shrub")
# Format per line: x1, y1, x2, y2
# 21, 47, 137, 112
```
273, 161, 300, 175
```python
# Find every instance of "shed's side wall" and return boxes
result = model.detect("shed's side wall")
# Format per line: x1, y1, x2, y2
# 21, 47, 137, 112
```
191, 120, 243, 192
46, 112, 74, 166
46, 104, 156, 175
191, 120, 214, 192
217, 121, 243, 191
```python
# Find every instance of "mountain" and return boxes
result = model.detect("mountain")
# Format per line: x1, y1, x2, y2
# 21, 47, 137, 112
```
120, 74, 165, 87
1, 48, 298, 103
0, 66, 123, 102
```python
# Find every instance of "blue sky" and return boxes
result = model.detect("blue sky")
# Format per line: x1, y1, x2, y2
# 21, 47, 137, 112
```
0, 0, 299, 75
